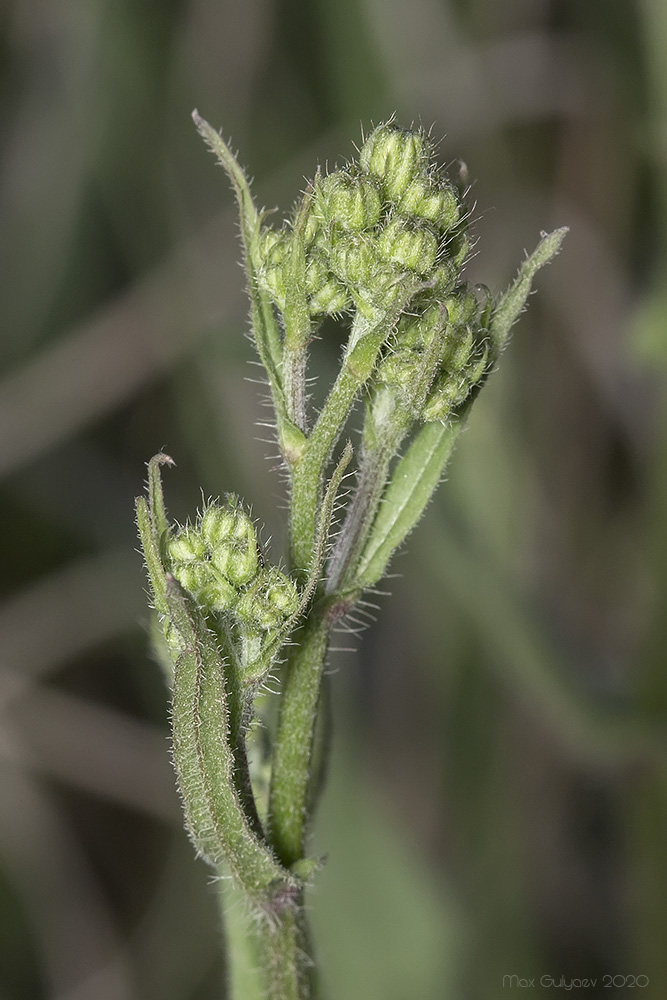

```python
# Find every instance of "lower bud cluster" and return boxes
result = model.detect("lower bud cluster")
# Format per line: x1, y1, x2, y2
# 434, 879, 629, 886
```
167, 500, 299, 637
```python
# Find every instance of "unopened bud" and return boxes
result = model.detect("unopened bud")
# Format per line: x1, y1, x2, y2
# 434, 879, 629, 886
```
360, 123, 429, 201
306, 252, 351, 316
377, 216, 438, 275
376, 348, 421, 388
235, 567, 299, 631
202, 503, 259, 587
168, 527, 207, 564
172, 562, 238, 613
466, 341, 490, 385
258, 229, 289, 310
200, 505, 236, 548
441, 324, 474, 372
398, 176, 460, 232
422, 376, 470, 422
319, 171, 382, 231
330, 234, 383, 289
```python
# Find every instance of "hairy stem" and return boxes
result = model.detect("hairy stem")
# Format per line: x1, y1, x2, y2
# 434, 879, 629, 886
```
260, 898, 317, 1000
219, 878, 265, 1000
284, 344, 309, 433
219, 881, 317, 1000
289, 286, 417, 575
326, 407, 411, 594
268, 612, 330, 867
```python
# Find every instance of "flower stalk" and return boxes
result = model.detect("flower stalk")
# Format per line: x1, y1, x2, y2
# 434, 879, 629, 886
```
136, 113, 566, 998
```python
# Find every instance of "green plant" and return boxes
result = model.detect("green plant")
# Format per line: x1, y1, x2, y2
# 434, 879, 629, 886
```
136, 113, 566, 999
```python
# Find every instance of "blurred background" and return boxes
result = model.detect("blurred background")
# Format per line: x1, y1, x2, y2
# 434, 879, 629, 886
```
2, 0, 667, 997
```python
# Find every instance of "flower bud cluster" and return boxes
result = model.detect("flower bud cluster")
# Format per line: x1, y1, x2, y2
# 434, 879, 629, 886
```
257, 122, 467, 319
167, 499, 299, 635
375, 282, 492, 422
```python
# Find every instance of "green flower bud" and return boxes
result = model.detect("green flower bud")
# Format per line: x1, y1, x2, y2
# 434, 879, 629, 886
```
444, 286, 479, 328
466, 341, 490, 385
172, 561, 238, 613
319, 171, 383, 231
422, 375, 470, 422
430, 260, 458, 296
201, 502, 260, 587
258, 228, 289, 310
377, 216, 438, 275
305, 251, 328, 293
200, 505, 236, 548
212, 528, 258, 587
395, 302, 445, 349
306, 252, 351, 316
235, 567, 299, 632
259, 227, 283, 258
302, 203, 324, 246
449, 231, 470, 270
398, 176, 460, 232
441, 324, 474, 372
264, 566, 300, 617
422, 336, 488, 423
360, 123, 429, 201
309, 277, 351, 316
376, 348, 421, 388
329, 233, 385, 289
168, 526, 207, 564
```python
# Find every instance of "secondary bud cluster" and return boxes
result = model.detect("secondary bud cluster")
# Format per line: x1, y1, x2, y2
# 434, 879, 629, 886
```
167, 499, 298, 634
257, 122, 468, 320
375, 283, 492, 422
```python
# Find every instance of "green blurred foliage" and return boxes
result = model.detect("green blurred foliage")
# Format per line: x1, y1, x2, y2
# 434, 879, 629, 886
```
2, 0, 667, 997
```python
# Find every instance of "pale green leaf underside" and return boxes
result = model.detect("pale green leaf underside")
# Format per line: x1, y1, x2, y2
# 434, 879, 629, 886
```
354, 419, 462, 588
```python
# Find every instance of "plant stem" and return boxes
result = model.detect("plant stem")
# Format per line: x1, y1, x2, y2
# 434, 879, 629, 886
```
268, 611, 330, 867
326, 406, 410, 594
284, 344, 309, 433
289, 286, 418, 575
289, 363, 361, 575
220, 880, 316, 999
260, 898, 317, 1000
219, 877, 265, 1000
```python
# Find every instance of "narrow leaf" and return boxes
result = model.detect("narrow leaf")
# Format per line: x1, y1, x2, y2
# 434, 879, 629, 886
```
192, 111, 285, 415
147, 452, 174, 542
355, 419, 463, 588
192, 110, 259, 248
167, 576, 295, 899
136, 496, 168, 619
490, 227, 568, 353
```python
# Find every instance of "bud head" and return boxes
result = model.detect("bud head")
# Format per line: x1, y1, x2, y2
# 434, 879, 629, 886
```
329, 233, 383, 289
235, 567, 299, 631
319, 171, 383, 231
377, 216, 438, 275
200, 505, 236, 548
168, 526, 207, 564
398, 176, 460, 232
360, 123, 429, 201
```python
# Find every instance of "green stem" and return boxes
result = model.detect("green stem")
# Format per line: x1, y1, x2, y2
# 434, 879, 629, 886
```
219, 877, 265, 1000
289, 356, 362, 576
284, 343, 309, 433
268, 612, 330, 867
219, 881, 316, 1000
260, 898, 317, 1000
326, 405, 411, 594
289, 282, 420, 575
